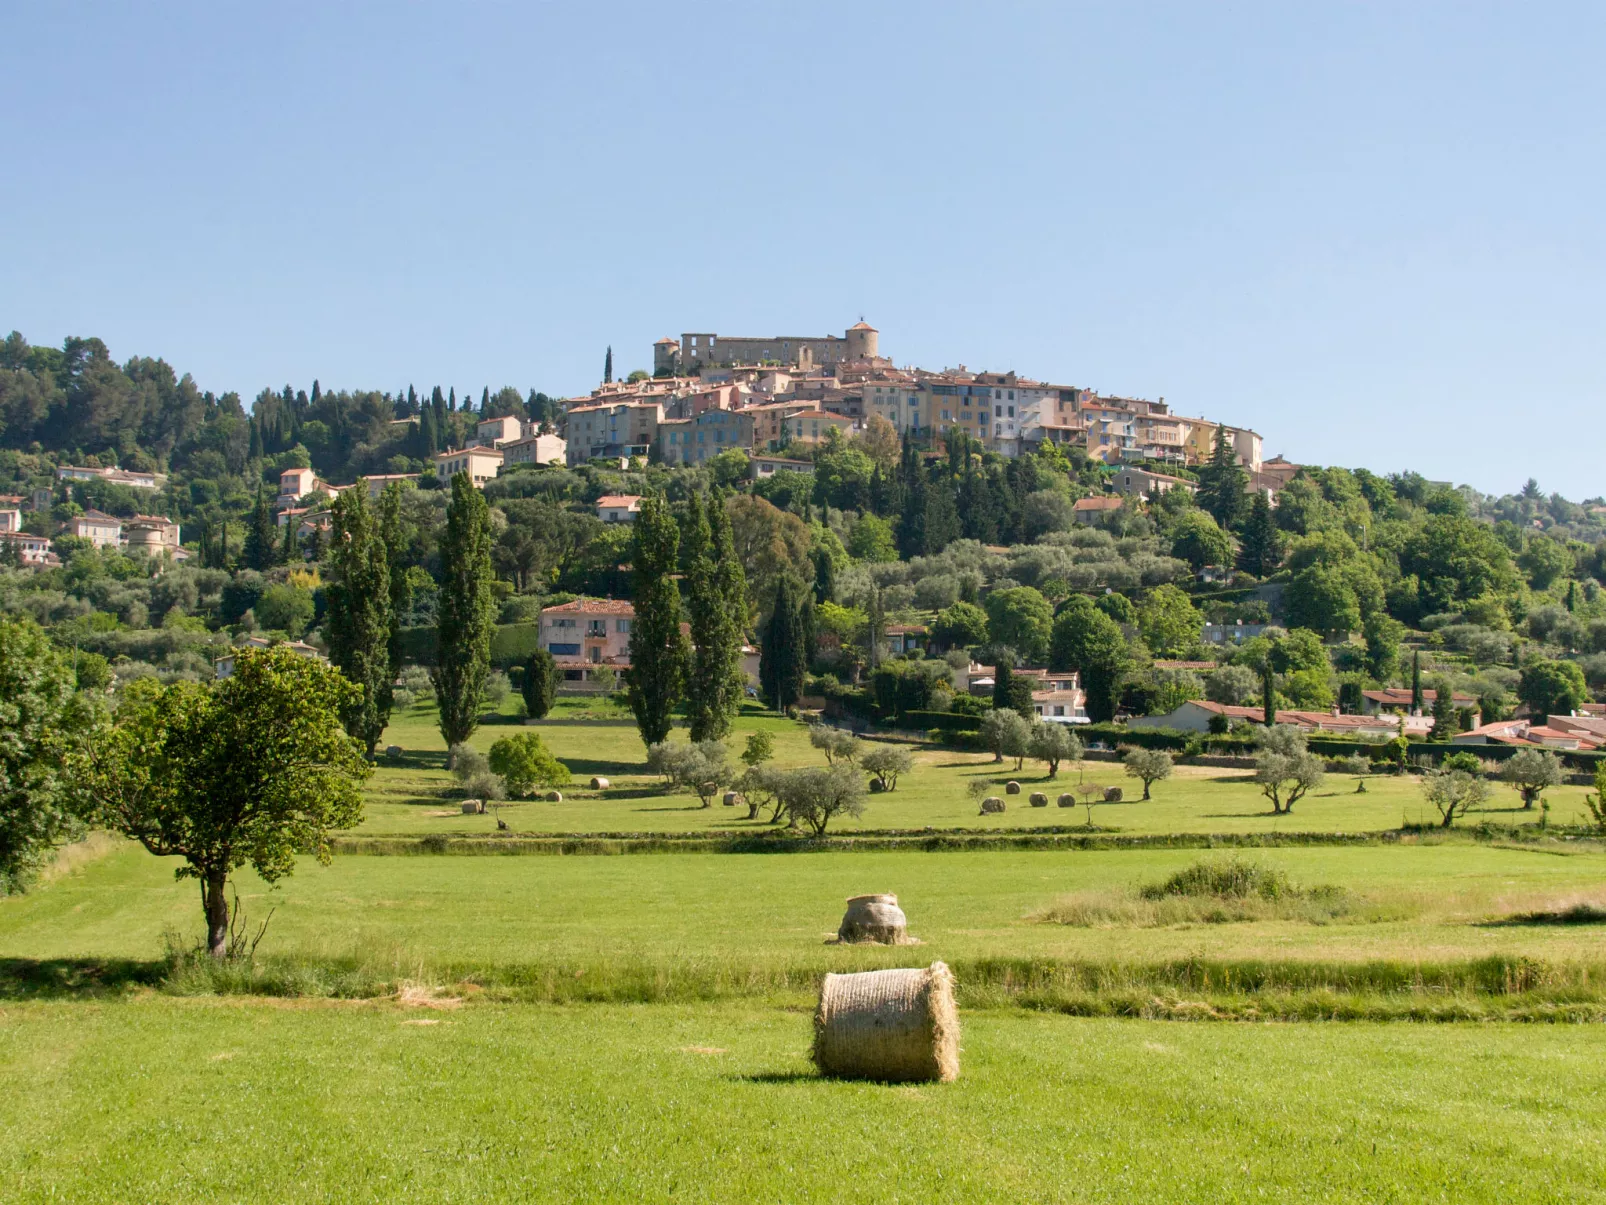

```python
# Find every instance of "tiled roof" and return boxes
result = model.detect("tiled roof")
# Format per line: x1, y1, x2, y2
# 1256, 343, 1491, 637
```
541, 598, 636, 617
595, 495, 642, 509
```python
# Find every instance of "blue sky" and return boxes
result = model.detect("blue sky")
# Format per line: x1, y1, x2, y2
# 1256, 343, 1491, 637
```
2, 2, 1601, 497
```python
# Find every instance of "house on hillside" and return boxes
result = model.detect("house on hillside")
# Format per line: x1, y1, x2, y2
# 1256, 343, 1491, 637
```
0, 531, 55, 566
214, 636, 325, 680
433, 447, 504, 488
595, 495, 642, 523
71, 509, 123, 548
539, 598, 634, 689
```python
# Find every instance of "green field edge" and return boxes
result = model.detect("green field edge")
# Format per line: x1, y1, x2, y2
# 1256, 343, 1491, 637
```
334, 825, 1606, 856
8, 951, 1606, 1023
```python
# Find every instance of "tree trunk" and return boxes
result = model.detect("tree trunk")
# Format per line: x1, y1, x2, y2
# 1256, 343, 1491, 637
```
202, 871, 230, 959
1143, 784, 1152, 800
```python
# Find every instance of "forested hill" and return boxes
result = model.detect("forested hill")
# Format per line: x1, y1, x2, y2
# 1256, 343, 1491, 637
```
0, 330, 558, 487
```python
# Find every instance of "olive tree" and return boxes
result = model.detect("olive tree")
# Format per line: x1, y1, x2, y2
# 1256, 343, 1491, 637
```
980, 708, 1033, 769
1122, 747, 1174, 800
861, 744, 913, 792
647, 739, 731, 807
1252, 724, 1325, 815
1028, 722, 1082, 779
1422, 767, 1491, 828
1500, 748, 1563, 810
775, 764, 867, 835
91, 646, 370, 957
809, 725, 863, 767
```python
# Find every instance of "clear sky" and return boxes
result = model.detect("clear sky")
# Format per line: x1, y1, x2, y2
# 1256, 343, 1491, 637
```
2, 2, 1601, 497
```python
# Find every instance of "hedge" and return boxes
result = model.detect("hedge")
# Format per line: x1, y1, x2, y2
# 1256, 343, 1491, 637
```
905, 710, 981, 734
396, 622, 543, 669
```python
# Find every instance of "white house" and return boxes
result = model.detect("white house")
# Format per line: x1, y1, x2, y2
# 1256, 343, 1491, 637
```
595, 495, 642, 523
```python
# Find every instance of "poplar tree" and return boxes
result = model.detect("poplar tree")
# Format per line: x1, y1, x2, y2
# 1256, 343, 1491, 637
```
377, 482, 411, 688
626, 495, 688, 746
243, 485, 278, 571
684, 494, 748, 741
432, 474, 496, 764
325, 487, 393, 755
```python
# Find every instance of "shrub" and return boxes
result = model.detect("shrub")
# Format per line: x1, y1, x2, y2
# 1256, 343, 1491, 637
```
460, 770, 507, 802
1141, 857, 1298, 901
448, 744, 489, 780
487, 732, 572, 797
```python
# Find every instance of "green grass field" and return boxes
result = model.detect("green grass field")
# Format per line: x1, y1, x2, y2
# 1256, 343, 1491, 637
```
5, 705, 1606, 1201
2, 998, 1603, 1203
363, 700, 1606, 837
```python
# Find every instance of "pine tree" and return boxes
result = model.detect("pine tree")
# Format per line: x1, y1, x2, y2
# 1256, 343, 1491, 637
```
627, 496, 689, 746
325, 487, 393, 755
604, 346, 614, 384
1237, 492, 1281, 576
1196, 424, 1249, 530
243, 485, 278, 571
432, 473, 496, 764
684, 493, 749, 741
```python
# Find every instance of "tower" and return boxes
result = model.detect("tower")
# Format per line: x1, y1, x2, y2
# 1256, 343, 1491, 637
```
845, 320, 878, 362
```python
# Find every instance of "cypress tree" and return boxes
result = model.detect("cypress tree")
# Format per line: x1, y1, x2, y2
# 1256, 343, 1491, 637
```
923, 478, 961, 555
448, 386, 457, 412
377, 482, 412, 688
1410, 650, 1424, 715
1262, 661, 1276, 727
281, 514, 300, 563
685, 493, 749, 741
992, 656, 1015, 713
311, 379, 322, 405
325, 487, 393, 755
811, 545, 836, 605
627, 495, 689, 746
1237, 492, 1281, 576
432, 473, 496, 764
761, 577, 807, 714
522, 649, 558, 720
248, 417, 263, 461
480, 386, 490, 414
243, 485, 278, 571
604, 346, 614, 384
419, 405, 439, 457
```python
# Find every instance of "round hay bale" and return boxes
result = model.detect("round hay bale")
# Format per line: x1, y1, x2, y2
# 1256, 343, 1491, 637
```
460, 800, 483, 814
980, 797, 1005, 815
384, 744, 402, 758
837, 893, 909, 945
722, 790, 741, 807
1028, 792, 1049, 807
1104, 786, 1123, 802
589, 776, 610, 790
1057, 793, 1076, 808
1004, 781, 1021, 795
868, 778, 885, 793
544, 790, 563, 803
813, 962, 959, 1083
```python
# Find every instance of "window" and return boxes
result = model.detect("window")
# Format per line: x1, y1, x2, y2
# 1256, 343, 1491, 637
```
995, 406, 1003, 417
616, 619, 631, 633
1007, 406, 1015, 418
549, 643, 581, 656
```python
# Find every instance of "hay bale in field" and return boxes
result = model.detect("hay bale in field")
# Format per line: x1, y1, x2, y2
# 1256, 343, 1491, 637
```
1004, 781, 1021, 795
544, 790, 563, 803
1028, 792, 1048, 807
460, 800, 484, 814
385, 745, 402, 758
589, 776, 610, 790
980, 797, 1005, 814
1104, 786, 1123, 802
813, 962, 959, 1083
836, 894, 910, 945
1057, 793, 1075, 808
722, 791, 742, 807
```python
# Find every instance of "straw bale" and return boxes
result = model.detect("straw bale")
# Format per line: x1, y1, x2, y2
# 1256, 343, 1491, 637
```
836, 893, 910, 944
1104, 786, 1123, 802
590, 776, 610, 790
1004, 781, 1021, 795
460, 800, 483, 814
544, 790, 563, 803
1028, 792, 1048, 807
813, 962, 959, 1083
385, 745, 402, 757
722, 791, 742, 807
1057, 793, 1075, 808
980, 797, 1005, 814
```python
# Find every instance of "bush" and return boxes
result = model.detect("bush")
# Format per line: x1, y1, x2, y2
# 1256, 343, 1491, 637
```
460, 770, 507, 802
487, 732, 572, 797
1142, 857, 1297, 902
449, 744, 489, 780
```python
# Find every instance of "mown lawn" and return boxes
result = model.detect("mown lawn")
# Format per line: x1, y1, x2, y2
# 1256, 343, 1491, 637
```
1, 997, 1602, 1203
364, 701, 1605, 836
6, 840, 1605, 973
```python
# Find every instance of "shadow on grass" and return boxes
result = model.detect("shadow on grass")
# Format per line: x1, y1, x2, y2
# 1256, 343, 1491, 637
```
378, 750, 447, 772
562, 756, 649, 778
0, 957, 165, 1000
1479, 903, 1606, 927
1201, 811, 1280, 820
735, 1071, 820, 1084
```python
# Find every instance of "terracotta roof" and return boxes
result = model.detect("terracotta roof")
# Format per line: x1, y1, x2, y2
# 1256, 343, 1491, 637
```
1364, 688, 1477, 706
541, 598, 635, 617
1154, 660, 1215, 670
848, 321, 877, 331
1073, 496, 1124, 512
595, 495, 642, 509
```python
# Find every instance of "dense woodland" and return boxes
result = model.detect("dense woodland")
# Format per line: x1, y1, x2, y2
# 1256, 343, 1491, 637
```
2, 329, 1605, 738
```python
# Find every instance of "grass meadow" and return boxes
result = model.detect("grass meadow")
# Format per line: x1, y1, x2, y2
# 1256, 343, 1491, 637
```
4, 700, 1606, 1201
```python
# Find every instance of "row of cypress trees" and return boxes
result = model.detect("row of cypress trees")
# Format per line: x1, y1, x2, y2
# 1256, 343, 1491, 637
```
626, 492, 752, 747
